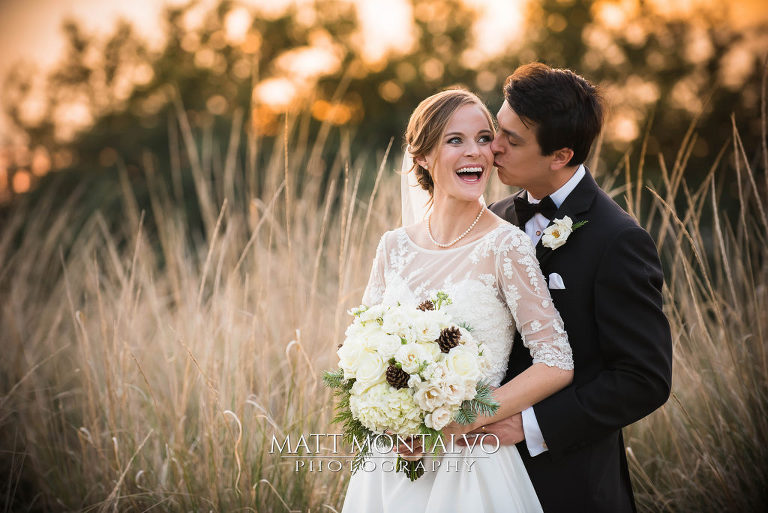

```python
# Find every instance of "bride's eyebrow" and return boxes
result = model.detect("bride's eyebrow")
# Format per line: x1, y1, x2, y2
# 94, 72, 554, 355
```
444, 131, 465, 137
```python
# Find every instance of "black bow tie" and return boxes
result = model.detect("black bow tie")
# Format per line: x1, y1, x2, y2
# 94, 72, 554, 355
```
514, 195, 557, 226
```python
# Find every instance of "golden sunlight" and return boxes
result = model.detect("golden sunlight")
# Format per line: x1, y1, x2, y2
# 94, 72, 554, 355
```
274, 45, 344, 81
354, 0, 415, 64
253, 77, 299, 111
12, 169, 31, 194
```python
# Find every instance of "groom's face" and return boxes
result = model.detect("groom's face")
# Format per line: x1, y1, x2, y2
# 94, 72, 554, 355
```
491, 101, 556, 198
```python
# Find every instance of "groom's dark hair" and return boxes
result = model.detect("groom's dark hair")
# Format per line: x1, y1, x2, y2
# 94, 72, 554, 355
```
503, 62, 603, 166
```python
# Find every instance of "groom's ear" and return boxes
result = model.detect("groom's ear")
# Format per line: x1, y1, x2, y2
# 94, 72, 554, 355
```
549, 148, 575, 171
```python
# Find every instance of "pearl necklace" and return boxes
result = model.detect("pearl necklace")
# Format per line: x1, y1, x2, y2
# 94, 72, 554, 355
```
427, 205, 486, 248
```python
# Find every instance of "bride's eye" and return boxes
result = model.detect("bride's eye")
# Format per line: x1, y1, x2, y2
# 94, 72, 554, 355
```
447, 136, 462, 144
478, 134, 492, 143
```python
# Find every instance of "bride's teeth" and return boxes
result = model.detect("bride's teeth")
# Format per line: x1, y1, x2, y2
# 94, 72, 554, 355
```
457, 167, 483, 174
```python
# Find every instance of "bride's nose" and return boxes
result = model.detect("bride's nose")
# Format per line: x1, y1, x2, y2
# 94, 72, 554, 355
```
464, 141, 480, 156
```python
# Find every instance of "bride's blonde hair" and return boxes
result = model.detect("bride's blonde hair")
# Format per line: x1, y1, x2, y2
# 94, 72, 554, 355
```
405, 88, 494, 197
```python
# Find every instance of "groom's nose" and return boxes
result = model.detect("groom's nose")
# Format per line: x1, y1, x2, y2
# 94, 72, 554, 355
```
490, 133, 503, 155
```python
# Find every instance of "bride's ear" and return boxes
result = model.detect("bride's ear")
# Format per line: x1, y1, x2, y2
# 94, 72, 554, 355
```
414, 155, 429, 170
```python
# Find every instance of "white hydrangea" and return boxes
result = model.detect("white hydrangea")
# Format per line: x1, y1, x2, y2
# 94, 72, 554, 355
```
350, 383, 421, 434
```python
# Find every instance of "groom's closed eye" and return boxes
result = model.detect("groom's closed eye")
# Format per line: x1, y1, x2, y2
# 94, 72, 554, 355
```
500, 128, 524, 146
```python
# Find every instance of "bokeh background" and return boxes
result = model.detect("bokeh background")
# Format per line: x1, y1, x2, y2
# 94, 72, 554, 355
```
0, 0, 766, 511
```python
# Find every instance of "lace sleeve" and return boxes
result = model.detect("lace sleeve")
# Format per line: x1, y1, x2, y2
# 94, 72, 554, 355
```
361, 233, 387, 306
495, 228, 574, 370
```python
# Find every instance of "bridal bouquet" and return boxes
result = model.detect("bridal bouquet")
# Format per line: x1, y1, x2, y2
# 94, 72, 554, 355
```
323, 292, 499, 481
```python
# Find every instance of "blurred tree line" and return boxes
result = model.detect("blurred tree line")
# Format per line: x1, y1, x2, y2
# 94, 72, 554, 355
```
1, 0, 765, 233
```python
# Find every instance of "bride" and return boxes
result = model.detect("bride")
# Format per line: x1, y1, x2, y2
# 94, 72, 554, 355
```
340, 89, 574, 513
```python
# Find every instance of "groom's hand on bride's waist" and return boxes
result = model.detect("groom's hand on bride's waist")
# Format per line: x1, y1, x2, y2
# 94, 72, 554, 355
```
455, 413, 525, 447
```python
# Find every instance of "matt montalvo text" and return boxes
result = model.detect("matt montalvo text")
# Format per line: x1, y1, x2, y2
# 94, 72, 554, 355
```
271, 433, 500, 473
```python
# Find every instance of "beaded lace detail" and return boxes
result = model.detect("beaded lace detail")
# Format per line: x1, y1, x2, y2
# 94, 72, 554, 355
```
361, 224, 574, 387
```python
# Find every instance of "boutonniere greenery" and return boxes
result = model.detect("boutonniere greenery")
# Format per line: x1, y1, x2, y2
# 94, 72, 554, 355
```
541, 216, 588, 250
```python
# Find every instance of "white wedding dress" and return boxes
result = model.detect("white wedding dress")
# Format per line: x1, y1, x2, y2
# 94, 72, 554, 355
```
340, 223, 574, 513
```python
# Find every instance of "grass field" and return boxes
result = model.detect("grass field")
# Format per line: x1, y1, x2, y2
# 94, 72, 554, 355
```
1, 103, 766, 512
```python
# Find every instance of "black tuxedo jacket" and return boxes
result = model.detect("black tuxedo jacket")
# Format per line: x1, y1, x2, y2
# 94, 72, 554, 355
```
490, 170, 672, 513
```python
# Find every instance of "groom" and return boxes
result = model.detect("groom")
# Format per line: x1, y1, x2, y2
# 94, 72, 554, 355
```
482, 63, 673, 512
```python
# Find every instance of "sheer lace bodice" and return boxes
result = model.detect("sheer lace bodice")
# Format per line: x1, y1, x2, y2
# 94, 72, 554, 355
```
362, 223, 573, 387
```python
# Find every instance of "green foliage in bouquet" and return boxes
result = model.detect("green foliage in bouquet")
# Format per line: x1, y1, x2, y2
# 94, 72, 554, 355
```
453, 382, 499, 425
323, 369, 374, 473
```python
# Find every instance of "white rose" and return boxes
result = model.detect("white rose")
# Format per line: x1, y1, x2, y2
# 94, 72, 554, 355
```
425, 407, 453, 430
477, 345, 492, 375
463, 380, 478, 401
395, 343, 426, 374
345, 316, 381, 341
425, 361, 449, 382
541, 216, 574, 250
446, 347, 481, 382
426, 309, 453, 330
418, 340, 442, 363
440, 376, 468, 407
407, 374, 422, 388
337, 339, 365, 379
381, 307, 412, 335
414, 382, 447, 411
355, 350, 386, 386
413, 312, 442, 343
374, 332, 403, 359
358, 304, 386, 324
457, 327, 477, 348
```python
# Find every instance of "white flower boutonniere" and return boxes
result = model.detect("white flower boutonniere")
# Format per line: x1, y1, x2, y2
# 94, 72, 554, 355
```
541, 216, 588, 250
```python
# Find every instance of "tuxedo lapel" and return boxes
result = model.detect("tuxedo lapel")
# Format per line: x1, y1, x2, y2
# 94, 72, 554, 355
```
506, 189, 527, 228
535, 169, 600, 265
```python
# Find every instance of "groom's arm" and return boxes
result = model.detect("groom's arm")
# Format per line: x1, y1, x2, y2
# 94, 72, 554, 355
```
532, 225, 673, 459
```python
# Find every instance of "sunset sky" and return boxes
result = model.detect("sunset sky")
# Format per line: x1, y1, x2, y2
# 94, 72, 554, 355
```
0, 0, 527, 142
0, 0, 766, 143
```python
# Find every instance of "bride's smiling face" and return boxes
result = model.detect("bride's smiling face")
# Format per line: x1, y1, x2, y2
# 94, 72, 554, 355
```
415, 104, 494, 203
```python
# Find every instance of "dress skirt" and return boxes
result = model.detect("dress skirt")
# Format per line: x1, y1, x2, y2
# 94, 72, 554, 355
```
340, 442, 543, 513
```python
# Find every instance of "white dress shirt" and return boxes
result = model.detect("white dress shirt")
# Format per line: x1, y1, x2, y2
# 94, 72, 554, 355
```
520, 164, 585, 456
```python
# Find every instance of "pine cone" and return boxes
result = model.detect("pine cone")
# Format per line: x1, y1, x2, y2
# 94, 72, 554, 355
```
417, 300, 435, 311
386, 364, 410, 389
438, 326, 461, 353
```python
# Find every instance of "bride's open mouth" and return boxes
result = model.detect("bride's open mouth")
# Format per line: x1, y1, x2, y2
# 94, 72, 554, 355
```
456, 166, 484, 183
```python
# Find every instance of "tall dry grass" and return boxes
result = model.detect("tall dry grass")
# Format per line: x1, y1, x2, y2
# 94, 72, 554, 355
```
1, 92, 766, 512
621, 111, 768, 511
